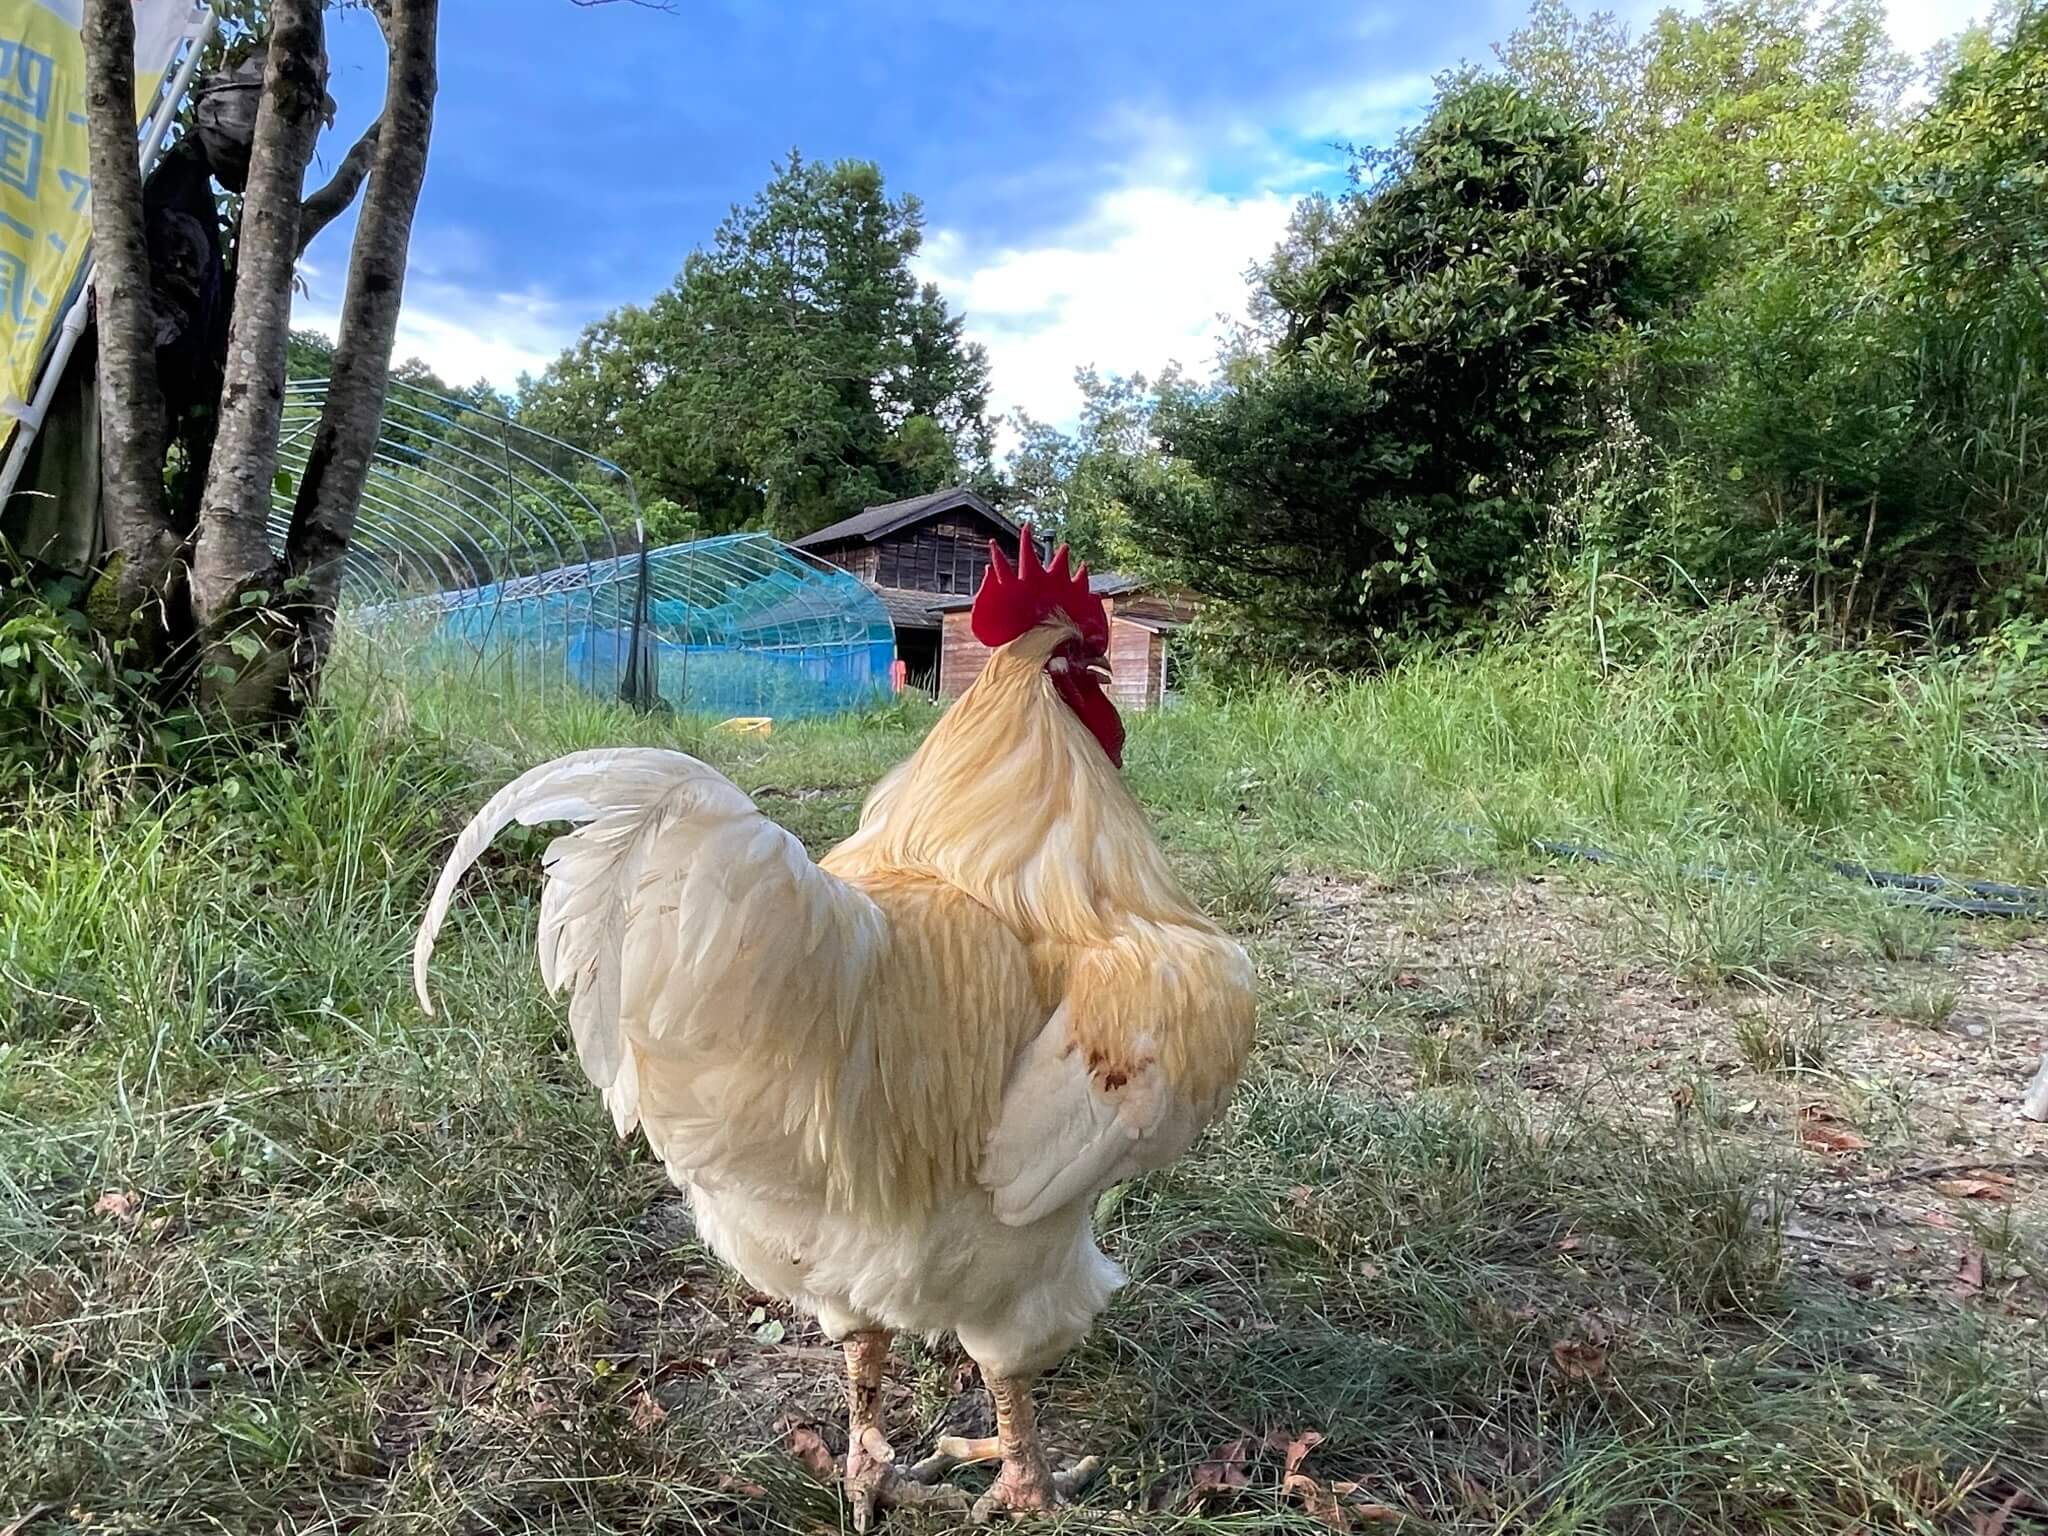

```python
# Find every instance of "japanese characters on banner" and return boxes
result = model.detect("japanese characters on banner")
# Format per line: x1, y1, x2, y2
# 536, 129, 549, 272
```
0, 0, 200, 419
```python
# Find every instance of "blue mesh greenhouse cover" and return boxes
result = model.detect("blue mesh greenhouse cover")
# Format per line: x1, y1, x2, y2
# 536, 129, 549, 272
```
294, 379, 896, 718
359, 531, 897, 719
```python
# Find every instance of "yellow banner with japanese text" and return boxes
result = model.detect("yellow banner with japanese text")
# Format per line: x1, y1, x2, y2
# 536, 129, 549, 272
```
0, 0, 197, 418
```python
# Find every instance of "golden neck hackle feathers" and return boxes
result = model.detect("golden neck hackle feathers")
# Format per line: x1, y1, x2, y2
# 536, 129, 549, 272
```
825, 625, 1209, 946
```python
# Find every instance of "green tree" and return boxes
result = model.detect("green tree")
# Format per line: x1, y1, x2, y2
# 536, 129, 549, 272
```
1492, 0, 2014, 631
1496, 0, 1908, 281
1879, 3, 2048, 626
1127, 77, 1663, 662
517, 153, 994, 537
1003, 368, 1172, 570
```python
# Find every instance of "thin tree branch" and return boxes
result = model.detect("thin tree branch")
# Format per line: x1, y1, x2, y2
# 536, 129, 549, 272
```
1854, 1158, 2048, 1192
286, 0, 439, 690
191, 0, 328, 644
80, 0, 176, 614
297, 117, 382, 256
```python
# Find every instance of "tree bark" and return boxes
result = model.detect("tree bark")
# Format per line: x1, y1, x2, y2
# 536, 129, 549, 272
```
286, 0, 439, 691
189, 0, 327, 708
81, 0, 178, 629
297, 118, 382, 257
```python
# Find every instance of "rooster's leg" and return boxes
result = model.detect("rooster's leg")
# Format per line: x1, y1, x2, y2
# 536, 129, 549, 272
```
968, 1374, 1102, 1521
841, 1329, 966, 1530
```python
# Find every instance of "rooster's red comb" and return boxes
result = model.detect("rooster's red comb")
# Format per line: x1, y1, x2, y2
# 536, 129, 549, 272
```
971, 523, 1108, 650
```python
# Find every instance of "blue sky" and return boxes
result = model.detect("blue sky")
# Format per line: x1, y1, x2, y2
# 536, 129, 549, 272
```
296, 0, 1979, 438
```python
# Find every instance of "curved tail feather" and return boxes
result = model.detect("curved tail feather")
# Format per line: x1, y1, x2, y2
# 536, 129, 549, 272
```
412, 747, 897, 1201
414, 748, 748, 1018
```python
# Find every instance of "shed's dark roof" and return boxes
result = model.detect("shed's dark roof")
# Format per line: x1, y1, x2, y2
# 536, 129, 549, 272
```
789, 487, 1015, 551
866, 584, 944, 632
931, 570, 1143, 612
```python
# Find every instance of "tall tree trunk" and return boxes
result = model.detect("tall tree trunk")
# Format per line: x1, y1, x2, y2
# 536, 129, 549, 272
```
287, 0, 439, 692
189, 0, 326, 711
80, 0, 178, 637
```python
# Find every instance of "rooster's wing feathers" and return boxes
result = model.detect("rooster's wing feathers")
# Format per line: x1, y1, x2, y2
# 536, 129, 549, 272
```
977, 1002, 1204, 1227
978, 928, 1253, 1228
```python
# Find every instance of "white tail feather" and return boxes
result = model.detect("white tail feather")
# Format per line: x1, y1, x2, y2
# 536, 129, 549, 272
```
412, 748, 752, 1018
413, 743, 902, 1205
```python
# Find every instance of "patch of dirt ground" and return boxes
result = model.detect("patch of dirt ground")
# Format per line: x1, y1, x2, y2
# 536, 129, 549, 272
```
1279, 868, 2048, 1317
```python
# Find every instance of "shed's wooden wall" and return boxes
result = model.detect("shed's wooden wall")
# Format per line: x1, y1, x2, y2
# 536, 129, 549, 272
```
940, 606, 1169, 709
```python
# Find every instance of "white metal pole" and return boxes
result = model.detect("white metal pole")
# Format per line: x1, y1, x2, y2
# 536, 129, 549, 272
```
0, 7, 217, 515
137, 9, 214, 178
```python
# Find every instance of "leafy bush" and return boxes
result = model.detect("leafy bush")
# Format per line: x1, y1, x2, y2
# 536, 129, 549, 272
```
1503, 0, 2048, 636
0, 557, 205, 788
1879, 3, 2048, 629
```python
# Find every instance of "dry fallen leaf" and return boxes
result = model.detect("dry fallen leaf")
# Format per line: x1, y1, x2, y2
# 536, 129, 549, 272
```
1267, 1431, 1358, 1530
1330, 1482, 1407, 1523
91, 1191, 139, 1223
1550, 1339, 1608, 1382
1797, 1105, 1868, 1154
1188, 1437, 1252, 1505
784, 1422, 838, 1482
1935, 1174, 2016, 1202
1267, 1429, 1326, 1478
1953, 1247, 1987, 1298
628, 1387, 667, 1431
1973, 1486, 2029, 1536
1284, 1471, 1352, 1531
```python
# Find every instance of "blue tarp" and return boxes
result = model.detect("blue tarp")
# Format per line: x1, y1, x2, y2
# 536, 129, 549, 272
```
566, 626, 893, 717
364, 531, 897, 719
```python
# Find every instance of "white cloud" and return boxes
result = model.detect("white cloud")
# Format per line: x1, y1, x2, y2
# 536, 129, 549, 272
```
1286, 69, 1437, 144
292, 275, 578, 391
920, 182, 1297, 445
1884, 0, 1991, 57
915, 67, 1438, 449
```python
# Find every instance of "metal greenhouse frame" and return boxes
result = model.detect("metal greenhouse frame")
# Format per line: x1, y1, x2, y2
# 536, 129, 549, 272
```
274, 378, 896, 718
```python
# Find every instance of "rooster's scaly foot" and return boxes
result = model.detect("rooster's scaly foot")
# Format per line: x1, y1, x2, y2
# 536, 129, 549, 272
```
846, 1430, 971, 1531
967, 1454, 1102, 1522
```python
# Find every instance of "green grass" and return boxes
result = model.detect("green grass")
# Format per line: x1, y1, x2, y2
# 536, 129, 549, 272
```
4, 616, 2046, 1533
1136, 603, 2048, 895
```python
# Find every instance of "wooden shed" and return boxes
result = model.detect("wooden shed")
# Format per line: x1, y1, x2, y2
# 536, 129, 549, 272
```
790, 487, 1018, 690
791, 484, 1198, 710
935, 578, 1195, 712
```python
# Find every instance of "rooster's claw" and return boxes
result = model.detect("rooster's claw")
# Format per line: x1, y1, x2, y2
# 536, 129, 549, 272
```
847, 1436, 971, 1531
969, 1455, 1102, 1523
